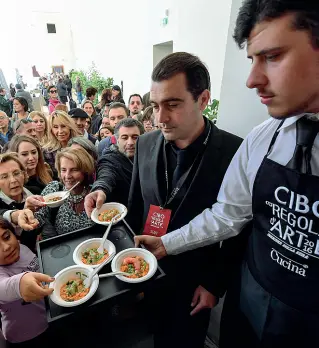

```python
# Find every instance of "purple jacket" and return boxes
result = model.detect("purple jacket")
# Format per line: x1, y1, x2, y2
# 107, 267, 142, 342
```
0, 244, 48, 343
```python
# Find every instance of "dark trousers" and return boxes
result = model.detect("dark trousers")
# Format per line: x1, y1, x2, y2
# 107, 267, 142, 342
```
67, 88, 72, 99
59, 96, 68, 104
146, 280, 211, 348
220, 262, 319, 348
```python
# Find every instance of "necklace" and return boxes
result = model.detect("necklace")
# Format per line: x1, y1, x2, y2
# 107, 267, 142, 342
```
67, 187, 88, 204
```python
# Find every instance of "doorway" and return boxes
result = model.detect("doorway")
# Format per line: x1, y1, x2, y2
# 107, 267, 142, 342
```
153, 41, 173, 68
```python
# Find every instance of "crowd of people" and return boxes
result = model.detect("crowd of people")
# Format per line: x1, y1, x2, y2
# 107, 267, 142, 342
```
0, 65, 160, 347
1, 0, 318, 347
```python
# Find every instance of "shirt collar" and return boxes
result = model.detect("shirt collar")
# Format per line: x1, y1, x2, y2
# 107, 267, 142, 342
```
0, 187, 33, 205
84, 130, 89, 139
278, 113, 319, 131
165, 116, 210, 151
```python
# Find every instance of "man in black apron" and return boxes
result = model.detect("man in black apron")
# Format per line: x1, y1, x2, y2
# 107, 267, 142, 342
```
135, 1, 319, 346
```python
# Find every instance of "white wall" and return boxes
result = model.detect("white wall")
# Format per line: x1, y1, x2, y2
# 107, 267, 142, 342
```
0, 0, 75, 90
217, 0, 269, 138
146, 0, 232, 100
67, 0, 232, 101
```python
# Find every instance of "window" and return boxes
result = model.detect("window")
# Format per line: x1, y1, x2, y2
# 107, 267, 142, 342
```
47, 24, 56, 34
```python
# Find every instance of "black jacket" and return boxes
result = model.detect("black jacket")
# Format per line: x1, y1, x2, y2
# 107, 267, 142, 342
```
126, 121, 243, 294
25, 175, 47, 195
92, 145, 133, 206
91, 114, 102, 135
0, 198, 40, 252
64, 78, 72, 90
56, 82, 68, 97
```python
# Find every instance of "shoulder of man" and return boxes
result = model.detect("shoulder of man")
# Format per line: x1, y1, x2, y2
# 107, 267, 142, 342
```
137, 129, 162, 148
210, 122, 243, 150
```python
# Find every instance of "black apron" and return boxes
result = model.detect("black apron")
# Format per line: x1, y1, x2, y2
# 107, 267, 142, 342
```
220, 121, 319, 348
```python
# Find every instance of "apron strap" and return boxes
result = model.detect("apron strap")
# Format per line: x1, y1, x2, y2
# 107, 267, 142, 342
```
266, 119, 285, 155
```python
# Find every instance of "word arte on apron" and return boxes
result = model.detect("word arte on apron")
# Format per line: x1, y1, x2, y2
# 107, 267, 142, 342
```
265, 186, 319, 277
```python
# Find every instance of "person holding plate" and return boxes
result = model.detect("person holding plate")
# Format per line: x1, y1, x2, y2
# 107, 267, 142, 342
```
135, 1, 319, 347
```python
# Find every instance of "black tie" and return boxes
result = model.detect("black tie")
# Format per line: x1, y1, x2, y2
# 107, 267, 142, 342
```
287, 117, 319, 174
172, 149, 187, 188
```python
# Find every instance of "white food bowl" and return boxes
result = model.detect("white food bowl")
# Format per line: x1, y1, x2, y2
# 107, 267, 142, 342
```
111, 248, 158, 283
73, 238, 116, 269
49, 265, 99, 307
43, 191, 69, 208
91, 202, 127, 226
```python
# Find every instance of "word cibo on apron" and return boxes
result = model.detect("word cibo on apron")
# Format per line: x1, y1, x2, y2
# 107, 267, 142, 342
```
220, 121, 319, 348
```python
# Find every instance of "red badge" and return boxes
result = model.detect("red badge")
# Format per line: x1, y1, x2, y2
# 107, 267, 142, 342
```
143, 205, 172, 237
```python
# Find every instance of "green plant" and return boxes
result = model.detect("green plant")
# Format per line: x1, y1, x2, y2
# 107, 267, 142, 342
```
203, 99, 219, 121
69, 63, 113, 96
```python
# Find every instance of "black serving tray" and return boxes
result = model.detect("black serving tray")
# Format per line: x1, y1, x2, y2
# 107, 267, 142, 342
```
37, 221, 165, 322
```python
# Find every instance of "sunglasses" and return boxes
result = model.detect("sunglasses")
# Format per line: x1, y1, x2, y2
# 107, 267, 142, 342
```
50, 90, 57, 93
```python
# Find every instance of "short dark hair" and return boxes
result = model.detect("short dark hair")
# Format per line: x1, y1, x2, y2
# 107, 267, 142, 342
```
15, 84, 22, 90
114, 118, 144, 138
109, 102, 129, 117
13, 97, 28, 112
151, 52, 210, 101
234, 0, 319, 49
0, 216, 17, 237
128, 94, 143, 105
48, 85, 56, 93
86, 87, 98, 98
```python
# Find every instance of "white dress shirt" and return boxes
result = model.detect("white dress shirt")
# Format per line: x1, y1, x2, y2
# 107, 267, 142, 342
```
162, 114, 319, 255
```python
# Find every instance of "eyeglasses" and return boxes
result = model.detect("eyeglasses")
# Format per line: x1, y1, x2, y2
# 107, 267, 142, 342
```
15, 118, 34, 132
50, 90, 57, 93
0, 170, 24, 181
0, 116, 8, 120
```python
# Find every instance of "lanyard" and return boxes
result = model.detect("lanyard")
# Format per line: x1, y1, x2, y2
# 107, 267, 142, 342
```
162, 123, 212, 208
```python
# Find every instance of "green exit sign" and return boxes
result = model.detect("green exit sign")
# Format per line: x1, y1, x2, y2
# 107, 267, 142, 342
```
162, 17, 168, 26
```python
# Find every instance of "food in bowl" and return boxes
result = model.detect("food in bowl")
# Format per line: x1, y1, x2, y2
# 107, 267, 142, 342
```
120, 256, 149, 279
98, 208, 120, 222
81, 247, 109, 265
60, 272, 89, 302
46, 196, 62, 203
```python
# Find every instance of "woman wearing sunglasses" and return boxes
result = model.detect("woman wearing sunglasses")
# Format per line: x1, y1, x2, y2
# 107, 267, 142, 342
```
29, 111, 49, 146
48, 85, 60, 114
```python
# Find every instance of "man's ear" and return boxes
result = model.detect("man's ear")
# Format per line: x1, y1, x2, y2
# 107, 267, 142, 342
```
198, 89, 211, 112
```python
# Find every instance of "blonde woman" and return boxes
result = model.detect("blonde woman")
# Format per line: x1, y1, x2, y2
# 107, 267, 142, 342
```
25, 148, 95, 237
29, 111, 49, 146
43, 110, 79, 174
8, 135, 52, 194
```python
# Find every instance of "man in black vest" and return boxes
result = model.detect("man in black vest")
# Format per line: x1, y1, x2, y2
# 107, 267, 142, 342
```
126, 52, 242, 348
136, 1, 319, 347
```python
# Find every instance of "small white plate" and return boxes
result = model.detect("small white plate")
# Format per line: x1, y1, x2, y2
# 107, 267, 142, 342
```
111, 248, 157, 283
73, 238, 116, 269
49, 265, 99, 307
91, 202, 127, 226
43, 191, 70, 208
